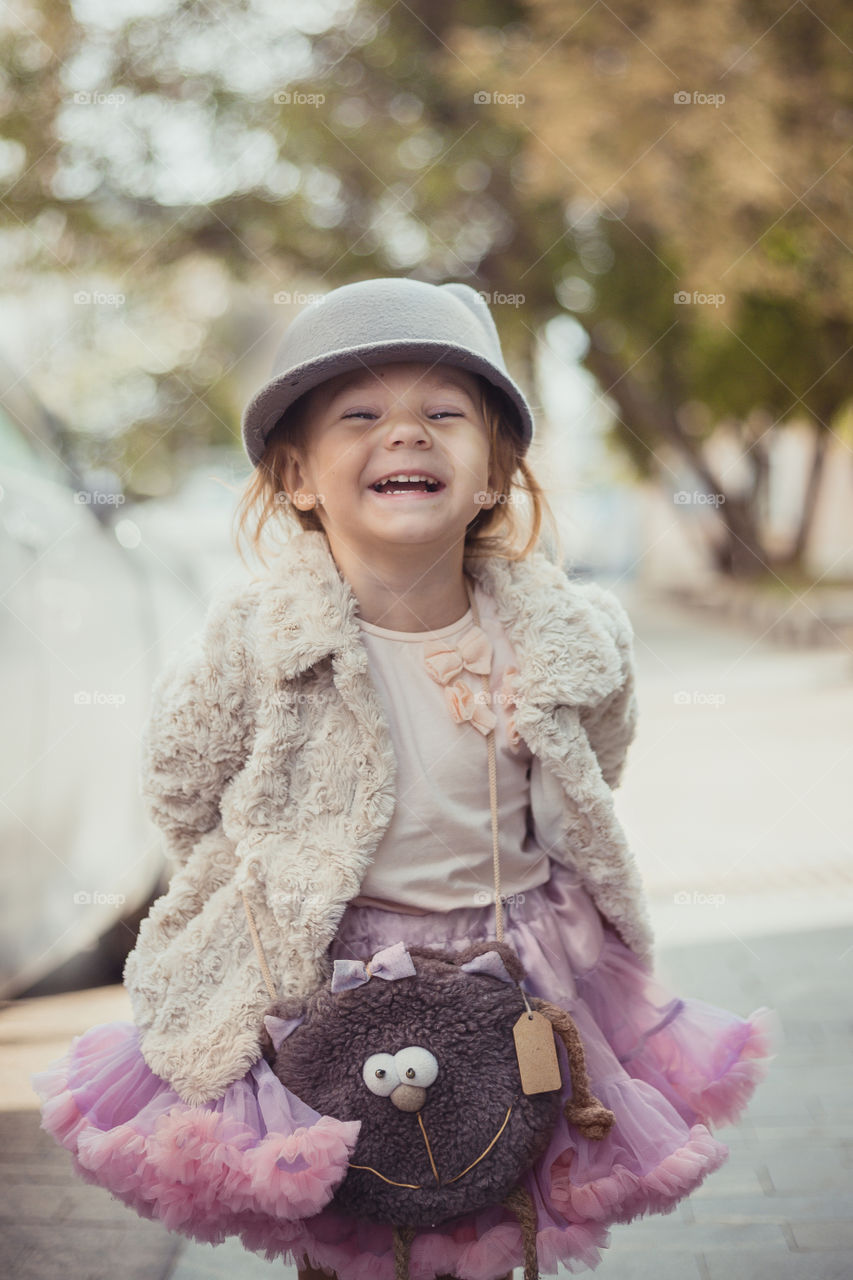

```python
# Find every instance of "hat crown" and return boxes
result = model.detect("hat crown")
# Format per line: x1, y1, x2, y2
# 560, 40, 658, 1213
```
271, 279, 507, 375
240, 276, 534, 466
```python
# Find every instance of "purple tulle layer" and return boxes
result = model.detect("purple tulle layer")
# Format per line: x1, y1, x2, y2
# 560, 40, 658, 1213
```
31, 862, 780, 1280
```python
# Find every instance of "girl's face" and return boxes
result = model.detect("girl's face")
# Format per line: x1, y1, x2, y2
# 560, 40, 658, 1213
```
282, 361, 497, 561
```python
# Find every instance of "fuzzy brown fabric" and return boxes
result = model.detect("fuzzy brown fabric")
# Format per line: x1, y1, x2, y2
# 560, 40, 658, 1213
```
266, 940, 610, 1230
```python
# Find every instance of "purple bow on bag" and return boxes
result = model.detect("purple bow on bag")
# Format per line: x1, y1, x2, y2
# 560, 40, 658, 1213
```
331, 940, 417, 992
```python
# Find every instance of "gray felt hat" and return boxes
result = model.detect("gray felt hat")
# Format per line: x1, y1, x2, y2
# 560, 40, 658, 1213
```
240, 277, 534, 468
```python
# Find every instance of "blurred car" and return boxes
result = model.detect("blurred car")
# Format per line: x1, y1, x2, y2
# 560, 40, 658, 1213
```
0, 364, 214, 997
121, 444, 251, 601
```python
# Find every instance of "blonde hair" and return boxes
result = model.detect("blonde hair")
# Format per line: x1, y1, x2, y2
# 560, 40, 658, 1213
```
231, 373, 562, 574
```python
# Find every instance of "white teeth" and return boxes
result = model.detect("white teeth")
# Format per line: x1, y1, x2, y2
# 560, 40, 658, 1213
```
371, 472, 442, 493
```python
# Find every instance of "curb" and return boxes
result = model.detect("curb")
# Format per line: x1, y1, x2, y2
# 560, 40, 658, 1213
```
663, 580, 853, 649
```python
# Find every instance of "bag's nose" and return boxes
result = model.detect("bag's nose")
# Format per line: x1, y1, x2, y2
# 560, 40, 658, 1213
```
390, 1083, 427, 1112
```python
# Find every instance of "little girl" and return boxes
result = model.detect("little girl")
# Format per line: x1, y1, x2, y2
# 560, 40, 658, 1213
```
32, 277, 779, 1280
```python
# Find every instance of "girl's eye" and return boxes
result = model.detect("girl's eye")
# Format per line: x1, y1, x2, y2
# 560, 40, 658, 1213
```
341, 410, 462, 421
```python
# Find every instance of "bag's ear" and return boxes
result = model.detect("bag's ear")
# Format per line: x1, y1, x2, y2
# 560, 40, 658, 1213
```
259, 997, 306, 1059
453, 939, 527, 983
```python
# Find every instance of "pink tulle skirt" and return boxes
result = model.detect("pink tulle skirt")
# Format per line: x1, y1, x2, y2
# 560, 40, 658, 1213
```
31, 860, 780, 1280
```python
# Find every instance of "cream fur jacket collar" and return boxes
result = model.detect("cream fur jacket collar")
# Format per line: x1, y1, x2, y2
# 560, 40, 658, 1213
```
124, 528, 653, 1105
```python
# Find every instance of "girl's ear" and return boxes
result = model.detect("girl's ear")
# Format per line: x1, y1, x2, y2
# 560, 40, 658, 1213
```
484, 463, 502, 507
279, 452, 303, 502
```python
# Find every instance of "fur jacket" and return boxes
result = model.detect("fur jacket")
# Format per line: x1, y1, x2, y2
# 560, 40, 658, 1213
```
123, 527, 654, 1106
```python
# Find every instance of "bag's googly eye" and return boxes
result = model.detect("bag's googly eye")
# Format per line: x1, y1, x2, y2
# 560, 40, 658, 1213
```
393, 1046, 439, 1087
362, 1052, 399, 1096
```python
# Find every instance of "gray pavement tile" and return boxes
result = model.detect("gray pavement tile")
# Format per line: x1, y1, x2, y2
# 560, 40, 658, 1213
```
0, 1109, 76, 1160
706, 1166, 764, 1205
688, 1171, 772, 1198
687, 1192, 853, 1222
169, 1237, 296, 1279
3, 1176, 173, 1227
0, 1163, 82, 1192
702, 1251, 853, 1280
0, 1219, 181, 1280
748, 1124, 853, 1147
570, 1246, 707, 1279
594, 1217, 788, 1252
0, 1108, 181, 1277
788, 1220, 853, 1251
747, 1056, 851, 1086
765, 1011, 836, 1040
759, 1146, 852, 1194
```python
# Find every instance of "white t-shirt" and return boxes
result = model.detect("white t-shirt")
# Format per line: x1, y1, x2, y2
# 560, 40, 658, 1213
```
351, 579, 572, 914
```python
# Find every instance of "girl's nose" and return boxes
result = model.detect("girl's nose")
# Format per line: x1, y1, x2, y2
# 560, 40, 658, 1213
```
384, 415, 430, 445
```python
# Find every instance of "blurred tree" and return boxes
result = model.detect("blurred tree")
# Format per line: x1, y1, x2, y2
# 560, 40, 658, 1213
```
1, 0, 851, 577
447, 0, 853, 577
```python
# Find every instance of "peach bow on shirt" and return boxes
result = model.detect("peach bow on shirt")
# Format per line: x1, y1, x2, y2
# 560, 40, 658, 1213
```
422, 625, 498, 736
499, 665, 522, 753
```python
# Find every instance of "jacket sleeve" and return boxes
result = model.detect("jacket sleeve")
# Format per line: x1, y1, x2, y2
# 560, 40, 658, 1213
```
139, 583, 254, 870
575, 582, 638, 789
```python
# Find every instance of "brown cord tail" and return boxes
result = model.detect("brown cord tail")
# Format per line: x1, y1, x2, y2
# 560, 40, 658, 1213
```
502, 1183, 539, 1280
533, 998, 616, 1141
393, 1197, 536, 1280
392, 1224, 417, 1280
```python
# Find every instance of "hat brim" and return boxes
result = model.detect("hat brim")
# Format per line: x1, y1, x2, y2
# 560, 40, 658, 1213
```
240, 341, 533, 468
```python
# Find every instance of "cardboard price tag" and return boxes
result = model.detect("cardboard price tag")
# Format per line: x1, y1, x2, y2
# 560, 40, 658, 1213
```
512, 1010, 562, 1094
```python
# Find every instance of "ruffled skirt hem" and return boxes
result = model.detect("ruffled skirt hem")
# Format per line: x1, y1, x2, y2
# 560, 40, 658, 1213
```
30, 1032, 733, 1280
31, 862, 781, 1279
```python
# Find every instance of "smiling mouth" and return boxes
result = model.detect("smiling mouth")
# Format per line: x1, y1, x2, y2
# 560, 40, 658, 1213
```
347, 1102, 513, 1189
369, 479, 445, 496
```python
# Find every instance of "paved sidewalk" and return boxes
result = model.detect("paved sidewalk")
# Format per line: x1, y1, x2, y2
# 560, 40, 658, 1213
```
616, 582, 853, 946
3, 921, 851, 1280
